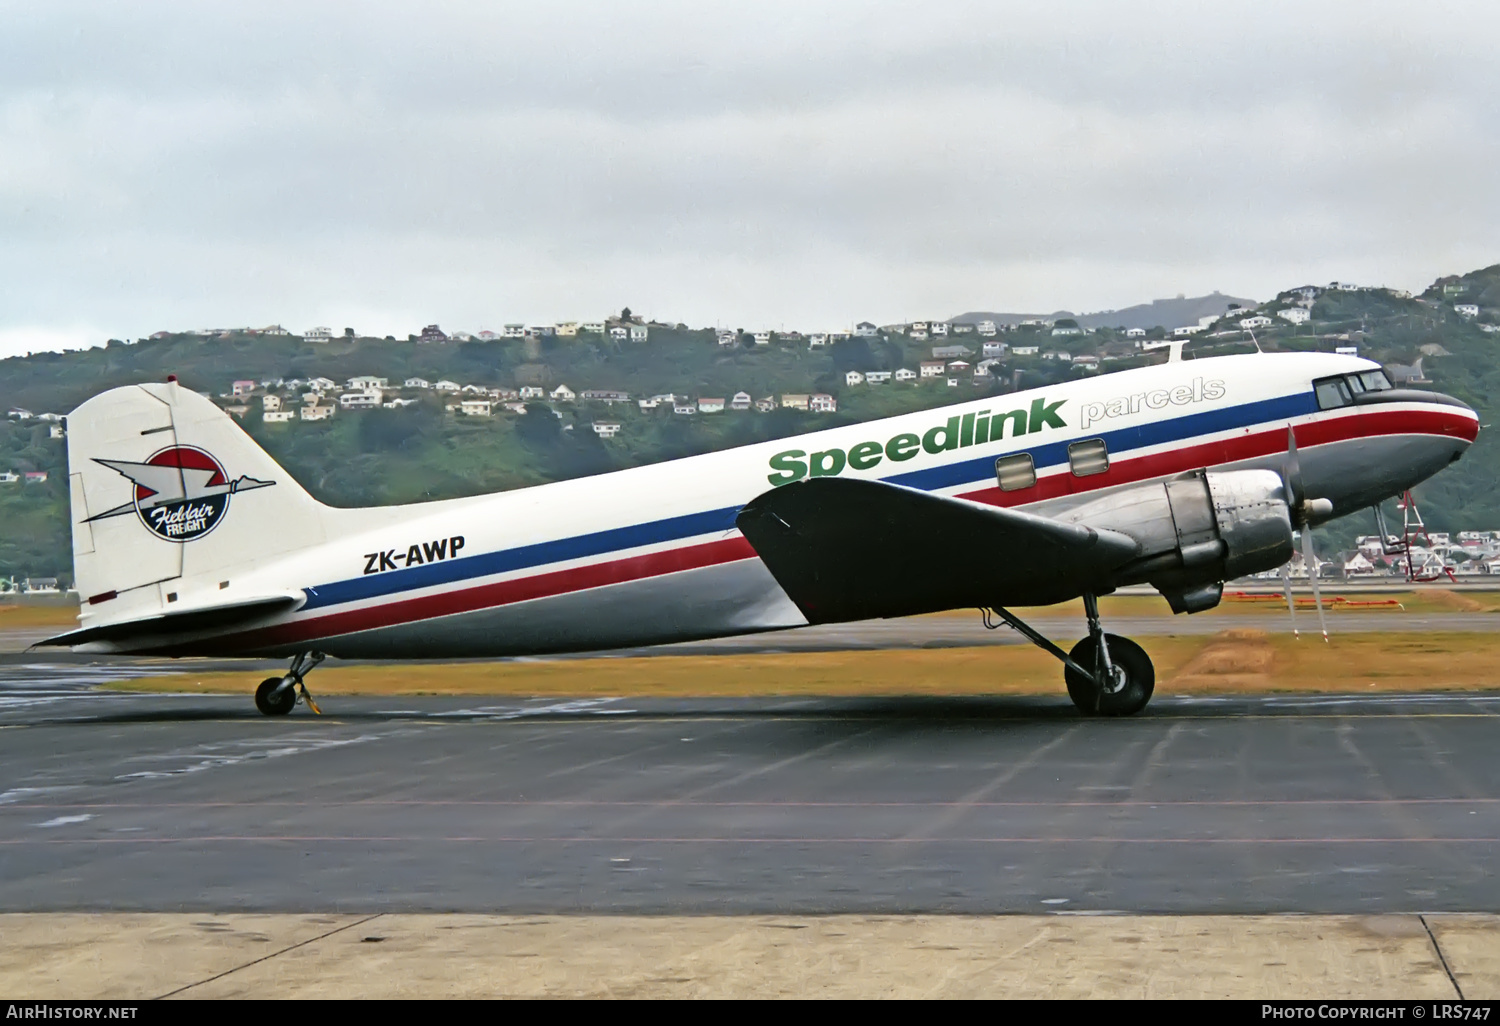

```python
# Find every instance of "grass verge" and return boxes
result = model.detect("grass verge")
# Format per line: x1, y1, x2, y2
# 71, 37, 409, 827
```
103, 631, 1500, 698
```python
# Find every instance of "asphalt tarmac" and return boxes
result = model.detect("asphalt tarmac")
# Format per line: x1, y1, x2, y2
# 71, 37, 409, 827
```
2, 661, 1498, 916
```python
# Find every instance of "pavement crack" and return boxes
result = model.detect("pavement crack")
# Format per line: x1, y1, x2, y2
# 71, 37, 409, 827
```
154, 913, 385, 999
1418, 914, 1464, 1000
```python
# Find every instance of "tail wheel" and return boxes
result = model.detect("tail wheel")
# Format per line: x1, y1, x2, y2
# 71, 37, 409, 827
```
1064, 634, 1155, 717
254, 677, 296, 716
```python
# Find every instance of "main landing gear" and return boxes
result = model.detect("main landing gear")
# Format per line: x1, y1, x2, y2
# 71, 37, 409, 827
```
983, 594, 1155, 716
254, 651, 325, 716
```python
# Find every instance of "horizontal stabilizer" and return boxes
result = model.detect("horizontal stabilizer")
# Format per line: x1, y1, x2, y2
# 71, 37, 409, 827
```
37, 593, 304, 648
735, 478, 1138, 623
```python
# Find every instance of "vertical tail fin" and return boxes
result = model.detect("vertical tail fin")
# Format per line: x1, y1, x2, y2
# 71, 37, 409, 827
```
66, 381, 329, 623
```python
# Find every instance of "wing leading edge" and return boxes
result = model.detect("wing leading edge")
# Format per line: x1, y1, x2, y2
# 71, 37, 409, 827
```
735, 478, 1139, 623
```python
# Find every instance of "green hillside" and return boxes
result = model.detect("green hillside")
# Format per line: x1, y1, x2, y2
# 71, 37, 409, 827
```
2, 264, 1498, 584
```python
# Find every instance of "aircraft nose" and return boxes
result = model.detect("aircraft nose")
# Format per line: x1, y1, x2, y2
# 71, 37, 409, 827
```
1353, 387, 1479, 443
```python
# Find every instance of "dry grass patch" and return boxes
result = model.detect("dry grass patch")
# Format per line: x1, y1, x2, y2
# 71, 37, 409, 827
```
0, 603, 79, 628
105, 631, 1500, 699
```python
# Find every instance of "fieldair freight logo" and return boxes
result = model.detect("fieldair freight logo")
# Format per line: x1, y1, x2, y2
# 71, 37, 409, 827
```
767, 396, 1068, 485
85, 445, 275, 542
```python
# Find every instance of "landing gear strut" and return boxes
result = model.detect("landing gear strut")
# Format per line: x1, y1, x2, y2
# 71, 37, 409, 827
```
983, 594, 1155, 716
254, 651, 325, 716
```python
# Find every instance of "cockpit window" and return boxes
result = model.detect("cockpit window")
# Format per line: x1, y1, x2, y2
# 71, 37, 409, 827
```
1314, 376, 1352, 410
1356, 370, 1393, 392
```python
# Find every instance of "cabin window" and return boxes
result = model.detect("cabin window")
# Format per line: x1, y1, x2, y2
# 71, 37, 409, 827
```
995, 453, 1036, 492
1068, 438, 1110, 477
1314, 376, 1352, 410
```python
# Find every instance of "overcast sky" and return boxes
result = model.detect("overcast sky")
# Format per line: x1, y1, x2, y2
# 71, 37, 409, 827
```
2, 1, 1497, 356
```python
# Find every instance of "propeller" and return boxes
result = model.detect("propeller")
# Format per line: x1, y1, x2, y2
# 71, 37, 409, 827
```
1280, 426, 1332, 642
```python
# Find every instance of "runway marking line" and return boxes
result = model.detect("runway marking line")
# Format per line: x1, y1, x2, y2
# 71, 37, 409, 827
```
3, 835, 1500, 845
2, 797, 1498, 809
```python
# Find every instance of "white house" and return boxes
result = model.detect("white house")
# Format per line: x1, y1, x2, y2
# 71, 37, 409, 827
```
809, 394, 837, 413
404, 377, 432, 389
638, 398, 660, 411
947, 360, 971, 372
894, 367, 917, 382
1072, 355, 1101, 370
591, 422, 621, 438
581, 390, 630, 404
931, 322, 949, 337
718, 331, 738, 347
458, 399, 492, 417
262, 410, 295, 423
1238, 316, 1273, 329
609, 326, 628, 341
435, 380, 461, 392
1172, 324, 1206, 336
518, 386, 544, 399
730, 392, 752, 410
845, 371, 865, 386
1125, 327, 1147, 338
629, 325, 648, 342
977, 321, 998, 337
982, 341, 1006, 358
865, 370, 892, 384
1052, 325, 1081, 336
853, 322, 878, 337
0, 471, 18, 483
303, 326, 334, 343
1277, 308, 1311, 325
339, 391, 381, 410
306, 376, 337, 393
947, 377, 959, 387
754, 396, 777, 412
698, 397, 725, 413
1456, 304, 1480, 318
383, 398, 417, 409
780, 394, 810, 410
262, 394, 282, 411
1012, 345, 1040, 356
301, 404, 335, 422
461, 384, 488, 394
1335, 346, 1360, 356
753, 331, 771, 346
503, 324, 526, 339
550, 385, 576, 402
672, 402, 697, 415
808, 333, 827, 348
581, 322, 605, 334
348, 376, 388, 391
919, 361, 945, 377
502, 402, 527, 413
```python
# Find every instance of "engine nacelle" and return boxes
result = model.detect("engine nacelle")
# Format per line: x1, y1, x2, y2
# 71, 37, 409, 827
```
1064, 469, 1295, 613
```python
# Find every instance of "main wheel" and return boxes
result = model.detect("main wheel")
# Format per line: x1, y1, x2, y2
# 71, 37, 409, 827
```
254, 677, 296, 716
1064, 634, 1155, 716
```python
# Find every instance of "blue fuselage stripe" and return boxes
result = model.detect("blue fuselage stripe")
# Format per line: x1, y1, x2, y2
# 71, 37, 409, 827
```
303, 390, 1320, 611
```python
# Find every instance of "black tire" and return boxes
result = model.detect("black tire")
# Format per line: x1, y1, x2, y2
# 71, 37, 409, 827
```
254, 677, 296, 716
1064, 634, 1155, 717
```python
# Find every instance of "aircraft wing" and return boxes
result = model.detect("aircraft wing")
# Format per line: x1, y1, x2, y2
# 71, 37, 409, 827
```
735, 478, 1139, 623
36, 593, 305, 648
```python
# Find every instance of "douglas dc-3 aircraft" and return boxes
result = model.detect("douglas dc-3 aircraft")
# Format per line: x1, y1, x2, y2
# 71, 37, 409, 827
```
42, 350, 1477, 717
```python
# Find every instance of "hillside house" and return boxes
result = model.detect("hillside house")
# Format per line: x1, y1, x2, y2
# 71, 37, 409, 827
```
517, 386, 543, 399
609, 326, 628, 341
24, 471, 47, 484
262, 395, 282, 411
698, 398, 725, 413
853, 322, 878, 337
1125, 327, 1147, 338
933, 345, 972, 359
1052, 326, 1081, 336
1012, 345, 1040, 355
977, 321, 997, 337
301, 405, 335, 422
581, 322, 605, 334
809, 394, 837, 413
581, 390, 630, 404
1239, 316, 1273, 329
845, 371, 864, 386
753, 332, 771, 346
550, 385, 576, 402
894, 367, 917, 382
263, 410, 295, 423
556, 322, 579, 337
629, 325, 649, 342
947, 360, 971, 372
717, 331, 738, 346
461, 384, 488, 394
418, 325, 447, 344
1336, 346, 1360, 356
435, 380, 461, 392
502, 402, 526, 413
952, 323, 974, 335
475, 330, 500, 341
405, 377, 432, 389
307, 377, 337, 392
808, 333, 827, 348
348, 376, 388, 390
827, 330, 850, 342
1072, 355, 1101, 370
973, 364, 992, 378
1457, 304, 1480, 318
1042, 351, 1069, 362
754, 396, 777, 412
231, 380, 257, 397
458, 400, 492, 417
947, 378, 959, 387
731, 392, 752, 410
383, 398, 417, 409
780, 394, 810, 411
1173, 325, 1205, 337
982, 341, 1006, 358
865, 371, 892, 384
638, 398, 660, 410
1277, 308, 1311, 325
920, 361, 945, 378
0, 471, 17, 484
303, 326, 334, 343
591, 422, 621, 438
932, 323, 949, 337
673, 402, 697, 415
502, 324, 525, 339
339, 391, 381, 410
49, 424, 65, 438
491, 388, 520, 400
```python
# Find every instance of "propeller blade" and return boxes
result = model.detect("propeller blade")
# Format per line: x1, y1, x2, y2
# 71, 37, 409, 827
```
1283, 425, 1305, 517
1279, 561, 1300, 639
1300, 528, 1329, 643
